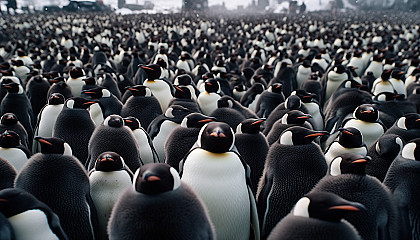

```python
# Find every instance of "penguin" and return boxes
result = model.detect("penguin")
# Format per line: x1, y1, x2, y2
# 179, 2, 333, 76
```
296, 60, 312, 88
173, 74, 200, 100
0, 130, 31, 172
323, 64, 350, 104
87, 115, 142, 173
0, 188, 68, 240
210, 97, 252, 130
47, 79, 73, 100
11, 59, 30, 84
1, 81, 35, 144
371, 70, 395, 96
82, 87, 123, 118
291, 89, 324, 131
382, 113, 420, 145
197, 78, 222, 115
389, 70, 406, 96
53, 97, 97, 165
267, 192, 364, 240
108, 163, 215, 240
324, 127, 368, 166
312, 153, 399, 240
270, 62, 297, 97
123, 116, 159, 165
341, 104, 387, 148
142, 64, 174, 112
180, 122, 260, 240
348, 50, 365, 76
217, 95, 258, 119
32, 93, 65, 153
148, 105, 192, 162
65, 67, 86, 97
98, 74, 122, 100
254, 83, 285, 118
301, 72, 323, 103
15, 136, 98, 240
0, 155, 16, 190
120, 85, 162, 130
0, 112, 29, 148
233, 84, 246, 102
168, 86, 201, 113
235, 118, 269, 194
266, 110, 313, 146
384, 138, 420, 240
240, 83, 265, 113
364, 55, 384, 79
25, 75, 51, 117
366, 134, 404, 182
88, 152, 133, 240
257, 126, 328, 238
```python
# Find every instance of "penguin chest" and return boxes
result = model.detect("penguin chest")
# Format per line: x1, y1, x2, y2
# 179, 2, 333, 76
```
153, 121, 180, 160
344, 119, 384, 147
365, 62, 382, 78
66, 78, 85, 97
8, 210, 59, 240
324, 142, 368, 165
389, 79, 406, 95
197, 92, 221, 115
326, 72, 347, 100
182, 149, 250, 240
133, 129, 155, 164
297, 67, 311, 87
144, 80, 172, 112
88, 103, 104, 126
372, 80, 394, 96
0, 148, 28, 172
37, 105, 64, 138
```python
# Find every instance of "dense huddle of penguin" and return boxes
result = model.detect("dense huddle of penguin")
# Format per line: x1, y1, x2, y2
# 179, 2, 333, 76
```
0, 9, 419, 240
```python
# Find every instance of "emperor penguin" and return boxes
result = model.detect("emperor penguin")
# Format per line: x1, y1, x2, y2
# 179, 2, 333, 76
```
312, 153, 399, 240
89, 152, 133, 240
197, 78, 222, 115
0, 112, 29, 148
142, 64, 174, 112
0, 130, 31, 172
268, 192, 364, 240
15, 136, 98, 240
123, 116, 159, 164
0, 188, 68, 240
180, 122, 260, 240
65, 67, 86, 97
108, 163, 215, 240
257, 126, 328, 238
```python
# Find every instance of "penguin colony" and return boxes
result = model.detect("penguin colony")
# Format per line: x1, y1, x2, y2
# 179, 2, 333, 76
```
0, 9, 419, 240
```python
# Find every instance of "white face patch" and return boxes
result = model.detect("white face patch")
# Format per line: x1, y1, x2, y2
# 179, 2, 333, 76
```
293, 197, 310, 218
280, 131, 293, 145
102, 89, 111, 97
132, 168, 141, 192
103, 115, 112, 126
395, 137, 403, 150
376, 141, 381, 154
397, 117, 407, 130
63, 143, 72, 156
235, 123, 243, 134
145, 88, 152, 97
228, 100, 234, 108
165, 108, 174, 118
66, 99, 75, 109
402, 142, 416, 160
170, 167, 181, 190
281, 113, 289, 124
330, 157, 343, 176
180, 117, 189, 128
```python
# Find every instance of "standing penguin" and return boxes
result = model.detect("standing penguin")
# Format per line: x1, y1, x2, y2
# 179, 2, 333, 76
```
0, 130, 31, 172
235, 118, 269, 194
0, 188, 68, 240
86, 115, 142, 173
384, 138, 420, 239
180, 122, 259, 240
82, 87, 123, 118
148, 105, 192, 162
323, 64, 350, 104
120, 85, 162, 129
53, 97, 97, 165
108, 163, 215, 240
291, 89, 324, 131
240, 83, 265, 113
142, 64, 174, 112
312, 153, 399, 240
197, 79, 222, 115
65, 67, 86, 97
296, 60, 312, 89
371, 70, 395, 96
255, 83, 285, 118
15, 136, 97, 240
25, 75, 51, 117
364, 55, 384, 79
257, 126, 328, 238
47, 78, 73, 100
168, 86, 201, 113
0, 112, 29, 148
268, 192, 364, 240
89, 152, 133, 240
164, 113, 215, 171
123, 116, 159, 165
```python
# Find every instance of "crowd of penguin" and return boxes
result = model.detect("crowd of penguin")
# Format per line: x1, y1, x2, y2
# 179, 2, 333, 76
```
0, 9, 419, 240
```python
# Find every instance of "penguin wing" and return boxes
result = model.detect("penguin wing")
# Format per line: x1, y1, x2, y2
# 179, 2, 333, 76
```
18, 145, 32, 159
161, 77, 175, 96
140, 127, 160, 163
256, 171, 274, 234
147, 116, 166, 139
392, 186, 412, 239
86, 194, 99, 240
248, 186, 260, 240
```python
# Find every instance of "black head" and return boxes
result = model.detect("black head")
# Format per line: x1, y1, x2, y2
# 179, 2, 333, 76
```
401, 138, 420, 161
337, 127, 364, 148
181, 113, 216, 128
175, 74, 193, 85
47, 93, 65, 105
285, 95, 302, 110
293, 191, 365, 223
217, 96, 235, 108
123, 116, 141, 130
126, 85, 152, 97
375, 134, 403, 159
292, 89, 315, 103
82, 87, 105, 99
270, 83, 283, 94
104, 115, 124, 128
35, 136, 70, 155
333, 65, 346, 74
65, 97, 98, 109
374, 92, 405, 101
164, 105, 191, 123
398, 113, 420, 130
69, 67, 85, 79
0, 188, 48, 217
0, 130, 20, 148
134, 163, 181, 195
380, 69, 392, 81
330, 153, 371, 176
391, 70, 404, 80
202, 72, 214, 80
343, 79, 362, 89
198, 122, 235, 153
2, 82, 21, 93
174, 86, 192, 99
0, 113, 18, 126
281, 110, 311, 125
141, 64, 161, 80
204, 79, 219, 93
280, 126, 328, 145
354, 104, 378, 122
236, 118, 265, 134
94, 152, 125, 172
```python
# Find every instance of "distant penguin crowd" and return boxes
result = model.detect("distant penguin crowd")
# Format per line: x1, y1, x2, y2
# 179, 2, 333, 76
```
0, 9, 419, 240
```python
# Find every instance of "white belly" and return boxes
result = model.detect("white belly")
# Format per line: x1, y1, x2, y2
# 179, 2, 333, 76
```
197, 92, 221, 115
37, 105, 63, 138
324, 142, 368, 165
133, 129, 155, 164
0, 148, 28, 172
153, 121, 180, 162
8, 210, 59, 240
344, 119, 384, 148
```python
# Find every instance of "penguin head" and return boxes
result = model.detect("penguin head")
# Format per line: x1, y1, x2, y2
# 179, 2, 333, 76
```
343, 79, 362, 89
293, 191, 365, 223
103, 115, 124, 128
69, 67, 85, 79
35, 136, 72, 155
0, 113, 18, 126
280, 126, 328, 145
126, 85, 152, 97
269, 83, 283, 94
0, 130, 20, 148
83, 77, 96, 86
0, 188, 50, 218
204, 79, 219, 93
174, 86, 192, 99
332, 65, 346, 74
180, 113, 216, 128
11, 59, 24, 67
374, 92, 405, 101
397, 113, 420, 130
284, 95, 302, 110
391, 70, 404, 80
236, 118, 265, 134
164, 105, 191, 123
353, 104, 378, 122
82, 87, 105, 99
291, 89, 316, 103
375, 134, 403, 159
337, 127, 364, 148
47, 93, 65, 105
2, 82, 23, 94
94, 152, 126, 172
330, 153, 371, 176
281, 110, 311, 125
201, 72, 215, 81
217, 96, 235, 108
141, 64, 161, 80
133, 163, 181, 195
380, 69, 392, 81
401, 138, 420, 161
197, 122, 235, 153
65, 97, 98, 109
174, 74, 193, 86
123, 116, 141, 130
